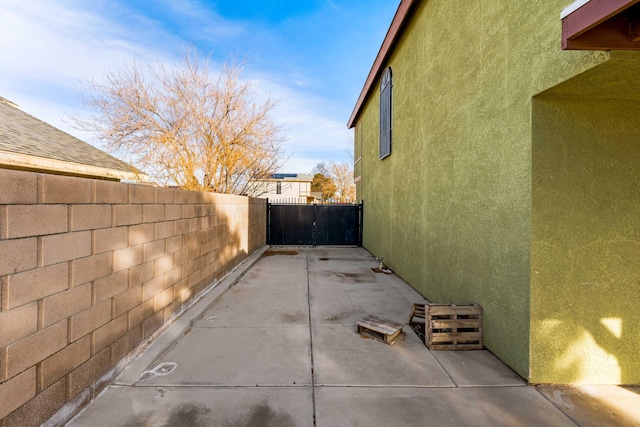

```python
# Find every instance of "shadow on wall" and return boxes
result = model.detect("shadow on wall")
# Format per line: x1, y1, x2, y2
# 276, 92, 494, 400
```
531, 69, 640, 386
0, 175, 267, 427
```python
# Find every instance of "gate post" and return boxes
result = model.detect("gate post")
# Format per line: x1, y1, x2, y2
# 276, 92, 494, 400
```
266, 198, 271, 245
359, 200, 364, 247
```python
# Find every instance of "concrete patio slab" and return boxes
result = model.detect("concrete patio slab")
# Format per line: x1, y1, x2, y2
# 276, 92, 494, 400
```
195, 283, 309, 327
242, 248, 309, 288
66, 386, 313, 427
62, 247, 640, 427
136, 326, 311, 386
536, 385, 640, 427
312, 324, 454, 387
309, 283, 427, 326
315, 386, 575, 427
431, 350, 526, 386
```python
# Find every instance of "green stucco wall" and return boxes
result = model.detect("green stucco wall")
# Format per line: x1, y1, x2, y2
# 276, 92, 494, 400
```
353, 0, 639, 382
531, 65, 640, 383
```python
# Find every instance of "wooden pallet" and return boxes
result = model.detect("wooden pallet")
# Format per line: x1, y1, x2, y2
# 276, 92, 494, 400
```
357, 315, 404, 345
409, 303, 426, 325
424, 303, 483, 351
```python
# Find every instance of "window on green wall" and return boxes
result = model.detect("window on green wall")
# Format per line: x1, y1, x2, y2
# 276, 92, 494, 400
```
380, 67, 392, 159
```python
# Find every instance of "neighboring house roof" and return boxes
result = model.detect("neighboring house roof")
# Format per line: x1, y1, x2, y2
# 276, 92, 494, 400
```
0, 97, 144, 181
264, 173, 314, 182
347, 0, 418, 129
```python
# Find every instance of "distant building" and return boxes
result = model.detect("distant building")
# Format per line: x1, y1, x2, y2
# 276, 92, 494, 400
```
252, 173, 316, 203
0, 97, 147, 182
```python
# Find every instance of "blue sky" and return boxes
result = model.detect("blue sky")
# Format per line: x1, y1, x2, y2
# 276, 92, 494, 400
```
0, 0, 398, 173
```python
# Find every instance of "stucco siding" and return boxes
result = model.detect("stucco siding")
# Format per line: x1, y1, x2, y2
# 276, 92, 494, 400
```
355, 0, 625, 380
531, 92, 640, 384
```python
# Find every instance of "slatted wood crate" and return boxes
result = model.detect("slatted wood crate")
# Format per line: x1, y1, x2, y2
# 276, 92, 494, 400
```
423, 303, 483, 351
357, 315, 405, 345
409, 303, 426, 325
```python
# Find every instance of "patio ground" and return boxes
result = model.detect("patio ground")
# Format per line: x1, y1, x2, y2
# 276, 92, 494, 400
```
64, 247, 640, 426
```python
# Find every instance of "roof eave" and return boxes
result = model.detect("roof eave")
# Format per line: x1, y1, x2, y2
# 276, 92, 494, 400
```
561, 0, 640, 50
0, 150, 149, 182
347, 0, 419, 129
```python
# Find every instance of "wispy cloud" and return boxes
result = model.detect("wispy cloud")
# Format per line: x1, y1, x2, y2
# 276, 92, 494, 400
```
0, 0, 394, 173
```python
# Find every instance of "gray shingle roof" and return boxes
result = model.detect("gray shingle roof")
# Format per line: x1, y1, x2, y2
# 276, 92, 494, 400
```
0, 97, 139, 179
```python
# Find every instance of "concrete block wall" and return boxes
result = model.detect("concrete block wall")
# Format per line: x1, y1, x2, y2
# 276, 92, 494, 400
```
0, 169, 267, 426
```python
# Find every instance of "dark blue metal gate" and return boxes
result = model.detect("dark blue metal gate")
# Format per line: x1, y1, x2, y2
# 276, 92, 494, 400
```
267, 202, 363, 246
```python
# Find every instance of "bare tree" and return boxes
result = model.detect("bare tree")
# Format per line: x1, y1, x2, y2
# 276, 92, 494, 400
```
71, 49, 287, 193
330, 162, 355, 203
312, 161, 330, 177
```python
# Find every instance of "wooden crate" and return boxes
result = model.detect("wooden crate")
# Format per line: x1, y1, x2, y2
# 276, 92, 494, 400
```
409, 302, 426, 325
425, 303, 483, 351
357, 315, 405, 345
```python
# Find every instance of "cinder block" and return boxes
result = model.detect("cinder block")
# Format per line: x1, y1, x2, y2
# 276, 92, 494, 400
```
0, 302, 38, 348
41, 231, 91, 267
188, 270, 202, 289
70, 205, 112, 231
114, 286, 142, 317
67, 347, 110, 399
128, 298, 154, 329
173, 189, 190, 204
175, 219, 190, 235
142, 311, 164, 339
163, 298, 182, 322
173, 248, 189, 266
93, 226, 128, 254
173, 277, 189, 299
143, 240, 165, 263
154, 221, 174, 240
113, 245, 143, 271
182, 204, 196, 219
181, 259, 197, 278
94, 270, 128, 303
129, 184, 155, 204
128, 223, 154, 245
154, 187, 175, 204
183, 232, 197, 249
72, 253, 113, 287
0, 237, 37, 276
41, 335, 90, 389
0, 169, 37, 205
42, 284, 92, 327
165, 235, 182, 254
7, 263, 69, 309
155, 254, 174, 276
154, 287, 174, 312
40, 174, 92, 204
70, 300, 111, 341
0, 366, 36, 420
3, 377, 65, 427
165, 204, 182, 221
5, 205, 67, 239
93, 314, 127, 353
113, 205, 142, 227
6, 321, 67, 379
94, 180, 128, 204
112, 326, 141, 362
164, 266, 182, 288
142, 276, 164, 301
143, 204, 164, 223
194, 204, 206, 219
129, 261, 154, 288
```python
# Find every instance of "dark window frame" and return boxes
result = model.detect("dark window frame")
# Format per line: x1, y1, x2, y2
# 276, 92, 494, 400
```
379, 67, 392, 160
